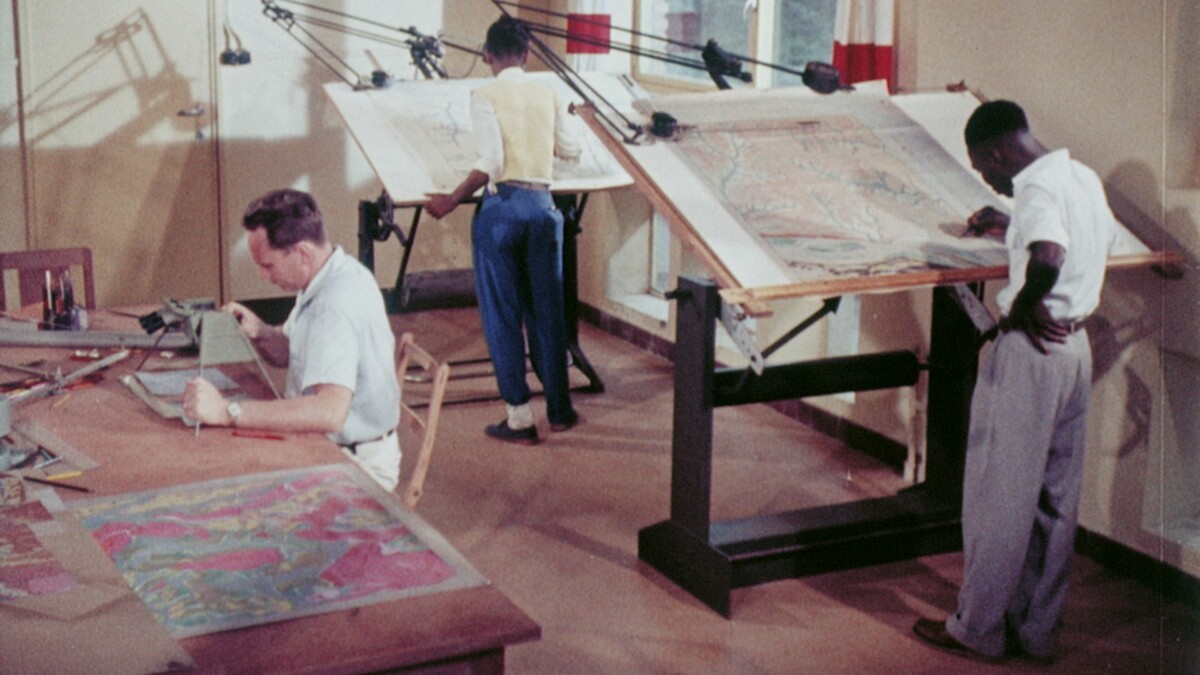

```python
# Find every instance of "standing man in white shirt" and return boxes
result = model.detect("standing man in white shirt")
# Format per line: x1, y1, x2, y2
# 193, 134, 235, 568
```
913, 100, 1118, 663
426, 15, 581, 445
184, 189, 402, 490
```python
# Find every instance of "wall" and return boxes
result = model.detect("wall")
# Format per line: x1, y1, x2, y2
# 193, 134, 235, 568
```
896, 0, 1200, 577
219, 0, 455, 302
1, 2, 23, 255
6, 1, 223, 308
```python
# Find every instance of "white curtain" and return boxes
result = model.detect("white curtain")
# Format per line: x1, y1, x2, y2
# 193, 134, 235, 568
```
832, 0, 895, 92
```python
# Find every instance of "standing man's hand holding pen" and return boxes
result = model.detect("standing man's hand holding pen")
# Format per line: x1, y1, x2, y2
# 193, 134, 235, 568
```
963, 205, 1010, 238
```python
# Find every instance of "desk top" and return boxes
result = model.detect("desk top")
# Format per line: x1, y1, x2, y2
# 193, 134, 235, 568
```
2, 321, 539, 673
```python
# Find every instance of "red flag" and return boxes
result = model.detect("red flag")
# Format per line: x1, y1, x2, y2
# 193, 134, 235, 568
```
567, 13, 611, 54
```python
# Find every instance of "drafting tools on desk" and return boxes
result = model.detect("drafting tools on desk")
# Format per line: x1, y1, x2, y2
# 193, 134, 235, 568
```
0, 327, 194, 350
119, 374, 197, 426
11, 418, 100, 471
136, 299, 281, 399
5, 472, 90, 493
232, 430, 285, 441
4, 349, 129, 404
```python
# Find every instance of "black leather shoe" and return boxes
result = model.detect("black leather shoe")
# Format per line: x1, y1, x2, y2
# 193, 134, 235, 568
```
913, 618, 1004, 663
550, 412, 580, 432
485, 421, 538, 445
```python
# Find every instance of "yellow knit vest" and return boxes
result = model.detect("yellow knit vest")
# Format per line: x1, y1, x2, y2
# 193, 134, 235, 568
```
475, 78, 557, 183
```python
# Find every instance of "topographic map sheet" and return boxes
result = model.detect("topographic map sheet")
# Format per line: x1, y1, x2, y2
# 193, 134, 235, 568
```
70, 464, 486, 638
602, 87, 1149, 296
325, 72, 640, 204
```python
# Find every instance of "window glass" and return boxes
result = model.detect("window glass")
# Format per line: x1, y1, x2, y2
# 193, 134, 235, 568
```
773, 0, 838, 88
636, 0, 751, 84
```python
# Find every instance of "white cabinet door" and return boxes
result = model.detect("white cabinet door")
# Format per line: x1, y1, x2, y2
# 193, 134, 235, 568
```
17, 1, 219, 306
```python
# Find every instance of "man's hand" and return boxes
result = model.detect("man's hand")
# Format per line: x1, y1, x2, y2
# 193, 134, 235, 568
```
183, 377, 231, 426
225, 301, 266, 340
425, 194, 460, 219
964, 206, 1010, 238
1001, 301, 1069, 354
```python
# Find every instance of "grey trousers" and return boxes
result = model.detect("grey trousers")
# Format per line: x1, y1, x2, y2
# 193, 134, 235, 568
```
946, 328, 1092, 659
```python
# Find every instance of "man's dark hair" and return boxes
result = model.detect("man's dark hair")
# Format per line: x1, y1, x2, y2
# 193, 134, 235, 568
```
964, 100, 1029, 148
243, 189, 326, 249
485, 16, 530, 60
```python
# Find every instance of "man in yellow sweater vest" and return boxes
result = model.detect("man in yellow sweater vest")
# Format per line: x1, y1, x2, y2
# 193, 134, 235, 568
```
426, 16, 581, 445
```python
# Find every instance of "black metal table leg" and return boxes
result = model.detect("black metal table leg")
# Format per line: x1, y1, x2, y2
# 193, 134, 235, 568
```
638, 276, 981, 617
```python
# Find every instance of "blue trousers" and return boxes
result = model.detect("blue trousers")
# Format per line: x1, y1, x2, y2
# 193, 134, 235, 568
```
472, 184, 575, 425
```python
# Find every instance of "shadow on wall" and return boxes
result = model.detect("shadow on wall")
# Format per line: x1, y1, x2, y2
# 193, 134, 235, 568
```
1100, 159, 1199, 572
8, 8, 224, 306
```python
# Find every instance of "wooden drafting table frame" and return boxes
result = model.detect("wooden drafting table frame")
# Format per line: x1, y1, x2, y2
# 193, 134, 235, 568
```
580, 86, 1181, 616
324, 74, 639, 396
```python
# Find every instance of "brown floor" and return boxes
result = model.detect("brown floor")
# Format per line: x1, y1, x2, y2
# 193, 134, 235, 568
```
393, 308, 1200, 674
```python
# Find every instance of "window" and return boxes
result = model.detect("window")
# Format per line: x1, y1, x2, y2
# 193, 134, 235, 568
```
772, 0, 838, 88
635, 0, 837, 89
636, 0, 751, 86
626, 1, 839, 317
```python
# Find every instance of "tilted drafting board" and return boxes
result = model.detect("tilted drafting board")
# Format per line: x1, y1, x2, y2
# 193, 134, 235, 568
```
324, 72, 641, 206
578, 85, 1176, 311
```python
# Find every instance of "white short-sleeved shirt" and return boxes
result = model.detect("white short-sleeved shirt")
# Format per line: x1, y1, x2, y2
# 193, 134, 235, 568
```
996, 149, 1119, 322
282, 246, 400, 446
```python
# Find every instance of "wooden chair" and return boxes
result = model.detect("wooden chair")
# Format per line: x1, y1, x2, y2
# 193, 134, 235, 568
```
0, 247, 96, 313
395, 332, 450, 509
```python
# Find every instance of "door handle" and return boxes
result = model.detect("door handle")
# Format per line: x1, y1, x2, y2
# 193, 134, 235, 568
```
177, 104, 206, 118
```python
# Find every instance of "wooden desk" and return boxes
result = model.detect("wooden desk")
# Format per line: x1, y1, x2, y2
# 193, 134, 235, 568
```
3, 323, 539, 673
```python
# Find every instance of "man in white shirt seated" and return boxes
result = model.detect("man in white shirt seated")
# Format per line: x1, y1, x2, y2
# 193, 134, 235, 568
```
184, 189, 402, 490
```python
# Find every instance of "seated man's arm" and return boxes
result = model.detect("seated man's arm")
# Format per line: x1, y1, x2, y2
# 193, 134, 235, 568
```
183, 379, 352, 434
226, 301, 290, 367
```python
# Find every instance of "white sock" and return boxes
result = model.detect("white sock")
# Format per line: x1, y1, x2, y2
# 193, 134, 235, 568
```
506, 403, 534, 430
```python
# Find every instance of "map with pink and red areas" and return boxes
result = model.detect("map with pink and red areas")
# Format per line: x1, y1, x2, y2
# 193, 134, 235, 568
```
71, 465, 485, 637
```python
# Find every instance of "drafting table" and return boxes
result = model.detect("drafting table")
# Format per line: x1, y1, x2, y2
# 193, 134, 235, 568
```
324, 73, 639, 394
580, 85, 1181, 616
1, 310, 539, 673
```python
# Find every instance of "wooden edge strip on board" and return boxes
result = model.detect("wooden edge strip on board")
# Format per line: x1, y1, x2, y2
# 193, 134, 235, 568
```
720, 250, 1185, 308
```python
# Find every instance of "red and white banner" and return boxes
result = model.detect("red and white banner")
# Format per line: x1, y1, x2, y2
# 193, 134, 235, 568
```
565, 0, 632, 73
832, 0, 894, 92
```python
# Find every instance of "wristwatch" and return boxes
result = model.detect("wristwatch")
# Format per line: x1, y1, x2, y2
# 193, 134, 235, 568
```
226, 401, 243, 427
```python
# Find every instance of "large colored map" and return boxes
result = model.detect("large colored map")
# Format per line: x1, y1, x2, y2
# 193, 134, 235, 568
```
671, 113, 1008, 278
71, 464, 485, 637
655, 90, 1010, 283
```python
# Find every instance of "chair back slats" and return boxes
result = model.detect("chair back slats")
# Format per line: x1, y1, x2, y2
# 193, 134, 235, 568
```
394, 332, 450, 509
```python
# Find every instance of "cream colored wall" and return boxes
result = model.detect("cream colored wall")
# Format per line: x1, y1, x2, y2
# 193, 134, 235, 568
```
219, 0, 457, 302
896, 0, 1200, 576
1, 3, 24, 254
8, 1, 223, 308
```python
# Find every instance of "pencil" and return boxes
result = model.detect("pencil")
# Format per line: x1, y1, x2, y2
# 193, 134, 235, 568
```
20, 474, 91, 493
232, 430, 286, 441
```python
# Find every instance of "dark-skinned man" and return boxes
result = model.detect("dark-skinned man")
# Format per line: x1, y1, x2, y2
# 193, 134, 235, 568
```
913, 100, 1118, 663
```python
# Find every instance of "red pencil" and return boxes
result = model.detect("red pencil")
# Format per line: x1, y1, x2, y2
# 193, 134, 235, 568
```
232, 430, 286, 441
